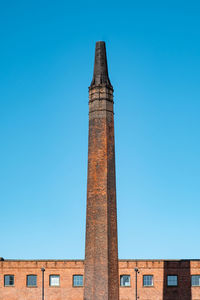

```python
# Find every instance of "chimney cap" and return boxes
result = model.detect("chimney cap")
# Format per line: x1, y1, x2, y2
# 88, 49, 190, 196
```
90, 41, 112, 89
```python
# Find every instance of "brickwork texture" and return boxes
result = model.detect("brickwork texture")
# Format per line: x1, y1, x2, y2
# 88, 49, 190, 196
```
1, 260, 200, 300
84, 41, 119, 300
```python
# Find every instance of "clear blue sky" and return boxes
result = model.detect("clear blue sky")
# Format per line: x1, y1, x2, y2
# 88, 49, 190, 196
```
0, 0, 200, 260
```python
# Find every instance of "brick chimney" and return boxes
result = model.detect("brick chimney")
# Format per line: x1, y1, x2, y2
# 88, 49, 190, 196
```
84, 41, 119, 300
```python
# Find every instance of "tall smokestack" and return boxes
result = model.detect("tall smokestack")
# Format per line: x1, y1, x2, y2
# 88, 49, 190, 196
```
84, 41, 119, 300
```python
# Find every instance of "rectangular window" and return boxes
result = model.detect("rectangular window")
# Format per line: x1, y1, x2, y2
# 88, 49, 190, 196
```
191, 275, 200, 286
167, 275, 178, 286
49, 275, 60, 286
143, 275, 153, 286
73, 275, 83, 287
4, 275, 14, 286
27, 275, 37, 287
120, 275, 131, 287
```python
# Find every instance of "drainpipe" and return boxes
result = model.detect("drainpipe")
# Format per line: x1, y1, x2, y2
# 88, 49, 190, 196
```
41, 268, 45, 300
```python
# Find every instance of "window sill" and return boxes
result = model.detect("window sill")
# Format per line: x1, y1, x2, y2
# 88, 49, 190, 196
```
191, 285, 200, 287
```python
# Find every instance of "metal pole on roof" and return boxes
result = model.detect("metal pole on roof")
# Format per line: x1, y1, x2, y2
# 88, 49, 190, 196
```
41, 268, 45, 300
135, 268, 139, 300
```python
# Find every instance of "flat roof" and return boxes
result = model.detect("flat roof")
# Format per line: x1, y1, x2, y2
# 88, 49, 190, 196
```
1, 258, 200, 262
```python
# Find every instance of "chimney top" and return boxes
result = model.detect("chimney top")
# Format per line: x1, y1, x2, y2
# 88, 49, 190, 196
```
90, 41, 112, 89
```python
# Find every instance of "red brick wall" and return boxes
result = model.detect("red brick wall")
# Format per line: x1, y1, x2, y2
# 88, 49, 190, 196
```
0, 260, 84, 300
1, 260, 200, 300
84, 85, 119, 300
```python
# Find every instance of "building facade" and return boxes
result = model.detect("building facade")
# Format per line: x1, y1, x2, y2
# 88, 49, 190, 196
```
1, 259, 200, 300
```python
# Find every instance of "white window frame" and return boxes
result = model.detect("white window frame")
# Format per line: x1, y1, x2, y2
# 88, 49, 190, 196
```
4, 275, 14, 287
49, 275, 60, 287
191, 275, 200, 286
120, 275, 131, 287
143, 275, 153, 287
27, 275, 37, 287
167, 275, 178, 286
73, 275, 83, 287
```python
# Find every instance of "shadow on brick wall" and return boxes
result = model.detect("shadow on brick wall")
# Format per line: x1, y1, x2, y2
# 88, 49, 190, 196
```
163, 260, 191, 300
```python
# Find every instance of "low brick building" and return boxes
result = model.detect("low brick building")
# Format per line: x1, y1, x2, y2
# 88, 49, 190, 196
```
1, 259, 200, 300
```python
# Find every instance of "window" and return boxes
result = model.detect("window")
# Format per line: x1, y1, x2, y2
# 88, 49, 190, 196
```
192, 275, 200, 286
143, 275, 153, 286
27, 275, 37, 287
50, 275, 60, 287
120, 275, 131, 287
73, 275, 83, 287
4, 275, 14, 286
167, 275, 178, 286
